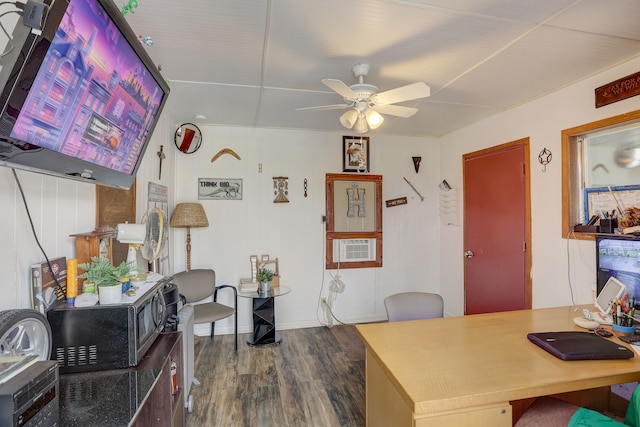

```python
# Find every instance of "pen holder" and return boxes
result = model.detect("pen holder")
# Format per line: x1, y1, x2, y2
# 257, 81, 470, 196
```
612, 323, 635, 335
599, 219, 618, 234
573, 225, 600, 233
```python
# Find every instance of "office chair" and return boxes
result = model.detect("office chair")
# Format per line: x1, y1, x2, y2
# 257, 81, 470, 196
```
384, 292, 444, 322
172, 269, 238, 351
515, 391, 638, 426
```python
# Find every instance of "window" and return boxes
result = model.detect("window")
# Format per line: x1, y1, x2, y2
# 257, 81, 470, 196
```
562, 109, 640, 239
325, 173, 382, 268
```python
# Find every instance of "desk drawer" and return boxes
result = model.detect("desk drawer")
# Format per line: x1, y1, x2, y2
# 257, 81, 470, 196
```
415, 403, 511, 427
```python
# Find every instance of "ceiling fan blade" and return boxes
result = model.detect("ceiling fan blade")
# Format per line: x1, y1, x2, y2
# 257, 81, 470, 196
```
322, 78, 358, 100
372, 104, 418, 118
373, 82, 431, 105
296, 104, 351, 112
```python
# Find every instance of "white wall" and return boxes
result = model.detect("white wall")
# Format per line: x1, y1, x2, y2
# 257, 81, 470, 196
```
439, 56, 640, 316
0, 10, 178, 312
172, 127, 441, 334
3, 31, 640, 337
0, 88, 440, 337
0, 111, 176, 311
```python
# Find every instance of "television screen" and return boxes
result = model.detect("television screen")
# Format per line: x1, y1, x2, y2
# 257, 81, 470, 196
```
596, 235, 640, 307
0, 0, 168, 189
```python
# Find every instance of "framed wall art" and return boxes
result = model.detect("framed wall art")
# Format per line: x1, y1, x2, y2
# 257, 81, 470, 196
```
343, 136, 370, 172
198, 178, 243, 200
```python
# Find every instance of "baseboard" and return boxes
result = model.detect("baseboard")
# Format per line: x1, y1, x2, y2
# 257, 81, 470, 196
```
193, 314, 387, 337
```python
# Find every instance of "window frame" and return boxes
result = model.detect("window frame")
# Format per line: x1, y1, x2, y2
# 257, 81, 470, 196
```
325, 173, 383, 269
562, 109, 640, 240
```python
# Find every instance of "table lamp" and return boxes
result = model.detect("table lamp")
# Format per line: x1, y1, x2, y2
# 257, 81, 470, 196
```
116, 223, 146, 275
170, 202, 209, 271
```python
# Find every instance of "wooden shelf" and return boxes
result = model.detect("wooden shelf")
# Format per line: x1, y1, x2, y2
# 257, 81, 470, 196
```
131, 332, 184, 427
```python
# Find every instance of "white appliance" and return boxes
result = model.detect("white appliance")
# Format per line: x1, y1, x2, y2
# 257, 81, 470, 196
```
177, 304, 195, 412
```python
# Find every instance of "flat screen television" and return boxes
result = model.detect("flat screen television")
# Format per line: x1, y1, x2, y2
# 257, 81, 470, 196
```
596, 234, 640, 308
0, 0, 169, 189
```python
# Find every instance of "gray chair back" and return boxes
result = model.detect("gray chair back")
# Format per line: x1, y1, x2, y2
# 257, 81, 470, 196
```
384, 292, 444, 322
173, 269, 216, 303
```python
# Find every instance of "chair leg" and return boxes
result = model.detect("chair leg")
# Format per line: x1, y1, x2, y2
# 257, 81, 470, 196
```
212, 284, 238, 351
234, 292, 238, 351
211, 321, 215, 339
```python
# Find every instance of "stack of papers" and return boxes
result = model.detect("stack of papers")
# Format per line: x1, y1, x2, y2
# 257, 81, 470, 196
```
238, 278, 258, 293
589, 311, 613, 325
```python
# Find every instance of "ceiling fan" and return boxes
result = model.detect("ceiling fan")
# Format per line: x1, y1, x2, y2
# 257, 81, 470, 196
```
296, 64, 431, 133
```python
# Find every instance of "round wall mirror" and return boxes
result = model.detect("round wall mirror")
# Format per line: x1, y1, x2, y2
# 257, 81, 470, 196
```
174, 123, 202, 154
615, 146, 640, 168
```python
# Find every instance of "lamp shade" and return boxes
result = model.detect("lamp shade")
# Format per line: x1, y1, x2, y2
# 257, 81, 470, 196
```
365, 109, 384, 129
339, 109, 358, 129
116, 223, 146, 244
170, 203, 209, 228
353, 114, 368, 134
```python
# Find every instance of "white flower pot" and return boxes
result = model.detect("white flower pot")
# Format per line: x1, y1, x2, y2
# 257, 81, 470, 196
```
98, 285, 122, 305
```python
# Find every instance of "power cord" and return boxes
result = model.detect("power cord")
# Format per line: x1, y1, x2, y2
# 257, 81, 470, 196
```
0, 9, 20, 58
12, 168, 65, 301
316, 219, 353, 327
566, 230, 577, 306
316, 220, 329, 325
0, 1, 50, 58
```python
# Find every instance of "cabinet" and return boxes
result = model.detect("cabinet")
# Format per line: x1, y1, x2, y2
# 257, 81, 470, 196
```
71, 227, 116, 265
58, 332, 184, 427
132, 332, 184, 427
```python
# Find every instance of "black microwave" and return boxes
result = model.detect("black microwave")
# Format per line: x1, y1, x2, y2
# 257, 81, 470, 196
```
47, 279, 168, 373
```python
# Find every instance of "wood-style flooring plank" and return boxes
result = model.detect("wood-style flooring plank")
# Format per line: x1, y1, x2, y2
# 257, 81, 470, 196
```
185, 325, 365, 427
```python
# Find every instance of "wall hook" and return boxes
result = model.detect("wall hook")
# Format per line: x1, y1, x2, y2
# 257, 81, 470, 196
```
538, 148, 552, 172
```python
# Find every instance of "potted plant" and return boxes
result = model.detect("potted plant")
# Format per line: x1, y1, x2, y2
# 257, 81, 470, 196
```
78, 257, 132, 304
258, 267, 275, 293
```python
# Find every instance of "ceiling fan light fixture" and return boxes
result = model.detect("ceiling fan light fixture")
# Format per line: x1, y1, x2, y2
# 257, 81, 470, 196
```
340, 109, 358, 129
299, 64, 430, 132
365, 109, 384, 129
353, 115, 368, 134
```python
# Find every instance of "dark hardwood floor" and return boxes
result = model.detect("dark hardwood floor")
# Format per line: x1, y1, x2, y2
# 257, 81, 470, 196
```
185, 325, 366, 427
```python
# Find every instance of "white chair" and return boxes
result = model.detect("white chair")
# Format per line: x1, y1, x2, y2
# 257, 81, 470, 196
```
384, 292, 443, 322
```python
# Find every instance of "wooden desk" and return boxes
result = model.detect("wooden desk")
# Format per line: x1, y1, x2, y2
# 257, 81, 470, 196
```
355, 305, 640, 427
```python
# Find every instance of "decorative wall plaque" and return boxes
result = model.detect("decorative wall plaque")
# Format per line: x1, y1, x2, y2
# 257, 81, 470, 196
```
595, 70, 640, 108
273, 176, 289, 203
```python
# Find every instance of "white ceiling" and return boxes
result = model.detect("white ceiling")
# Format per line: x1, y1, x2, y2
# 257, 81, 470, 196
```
125, 0, 640, 138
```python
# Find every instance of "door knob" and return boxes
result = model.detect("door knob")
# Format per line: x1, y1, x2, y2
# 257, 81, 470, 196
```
464, 250, 474, 258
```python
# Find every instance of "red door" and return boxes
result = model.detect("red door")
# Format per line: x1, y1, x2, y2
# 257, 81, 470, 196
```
463, 139, 531, 315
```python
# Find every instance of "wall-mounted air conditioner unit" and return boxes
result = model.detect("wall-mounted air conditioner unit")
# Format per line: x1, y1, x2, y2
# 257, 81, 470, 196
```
333, 239, 376, 263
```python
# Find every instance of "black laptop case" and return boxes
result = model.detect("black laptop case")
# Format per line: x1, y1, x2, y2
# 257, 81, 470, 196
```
527, 331, 634, 360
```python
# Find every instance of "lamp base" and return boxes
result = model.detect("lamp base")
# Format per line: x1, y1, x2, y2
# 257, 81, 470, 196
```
126, 245, 139, 275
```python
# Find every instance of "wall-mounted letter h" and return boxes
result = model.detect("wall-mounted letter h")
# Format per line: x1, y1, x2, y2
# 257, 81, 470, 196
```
347, 188, 366, 217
